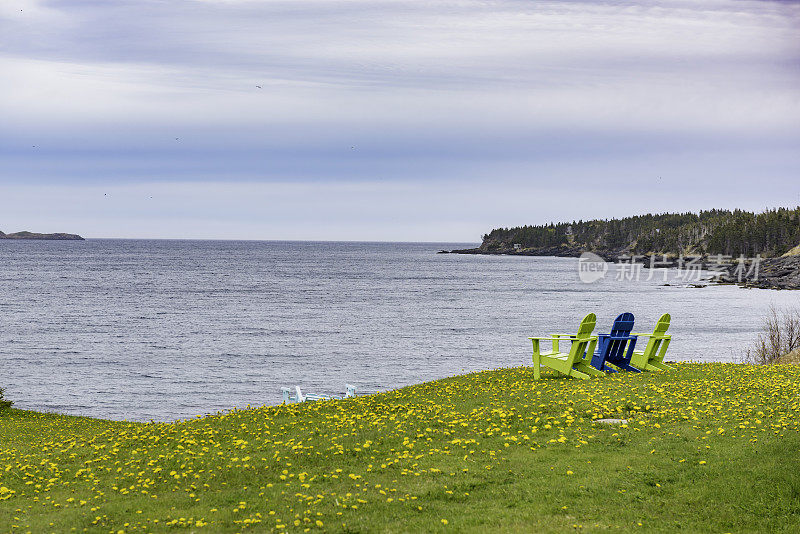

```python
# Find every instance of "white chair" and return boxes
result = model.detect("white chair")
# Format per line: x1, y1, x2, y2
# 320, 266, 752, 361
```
281, 384, 358, 403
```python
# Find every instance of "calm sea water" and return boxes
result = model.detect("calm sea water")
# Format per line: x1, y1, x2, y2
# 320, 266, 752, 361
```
1, 240, 796, 422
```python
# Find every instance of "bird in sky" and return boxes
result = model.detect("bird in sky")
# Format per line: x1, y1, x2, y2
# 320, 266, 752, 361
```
256, 85, 262, 89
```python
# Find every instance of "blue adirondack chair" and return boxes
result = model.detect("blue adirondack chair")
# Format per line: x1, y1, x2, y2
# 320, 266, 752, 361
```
590, 312, 640, 373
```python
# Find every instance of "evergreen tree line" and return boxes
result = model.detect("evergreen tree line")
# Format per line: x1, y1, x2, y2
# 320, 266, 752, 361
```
482, 208, 800, 257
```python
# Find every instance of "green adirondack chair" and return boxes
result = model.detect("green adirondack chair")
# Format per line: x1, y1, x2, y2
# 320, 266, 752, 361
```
529, 313, 605, 380
629, 313, 673, 371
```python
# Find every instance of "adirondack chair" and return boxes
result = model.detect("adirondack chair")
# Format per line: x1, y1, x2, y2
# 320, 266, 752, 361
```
590, 312, 640, 373
281, 384, 357, 403
530, 313, 605, 380
295, 386, 331, 402
281, 387, 301, 403
629, 313, 673, 371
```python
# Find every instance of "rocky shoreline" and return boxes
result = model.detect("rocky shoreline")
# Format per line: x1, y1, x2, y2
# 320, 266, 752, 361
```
716, 256, 800, 290
440, 246, 800, 290
0, 230, 84, 240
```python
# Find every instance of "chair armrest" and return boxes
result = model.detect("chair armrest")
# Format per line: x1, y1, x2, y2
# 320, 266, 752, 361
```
529, 335, 597, 341
632, 333, 671, 339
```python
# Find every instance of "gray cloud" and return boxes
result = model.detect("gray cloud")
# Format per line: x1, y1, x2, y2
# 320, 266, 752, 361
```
1, 0, 799, 238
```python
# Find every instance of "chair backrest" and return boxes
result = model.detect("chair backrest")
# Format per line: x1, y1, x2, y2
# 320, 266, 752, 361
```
610, 312, 635, 337
594, 312, 636, 366
653, 313, 670, 336
575, 313, 596, 340
637, 314, 671, 363
567, 314, 596, 365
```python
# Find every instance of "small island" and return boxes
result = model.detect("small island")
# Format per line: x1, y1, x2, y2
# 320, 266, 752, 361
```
0, 230, 84, 240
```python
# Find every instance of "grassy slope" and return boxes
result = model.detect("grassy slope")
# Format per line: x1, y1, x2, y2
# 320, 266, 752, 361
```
1, 363, 799, 533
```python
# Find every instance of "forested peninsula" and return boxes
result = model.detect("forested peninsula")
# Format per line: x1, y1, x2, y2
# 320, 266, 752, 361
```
445, 208, 800, 289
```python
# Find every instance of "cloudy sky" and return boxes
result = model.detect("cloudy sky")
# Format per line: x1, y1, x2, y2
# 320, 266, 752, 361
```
1, 0, 799, 240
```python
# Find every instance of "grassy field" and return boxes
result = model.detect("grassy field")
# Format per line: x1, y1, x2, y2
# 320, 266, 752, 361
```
1, 363, 799, 533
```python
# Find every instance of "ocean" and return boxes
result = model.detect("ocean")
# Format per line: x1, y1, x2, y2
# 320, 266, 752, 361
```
1, 239, 795, 421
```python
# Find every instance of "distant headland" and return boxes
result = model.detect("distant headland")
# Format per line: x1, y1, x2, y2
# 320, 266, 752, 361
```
441, 208, 800, 289
0, 230, 84, 240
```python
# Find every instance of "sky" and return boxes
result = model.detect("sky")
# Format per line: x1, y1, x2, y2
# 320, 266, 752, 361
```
1, 0, 799, 241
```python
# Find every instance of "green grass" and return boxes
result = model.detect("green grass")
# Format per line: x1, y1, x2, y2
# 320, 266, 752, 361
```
2, 363, 799, 533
